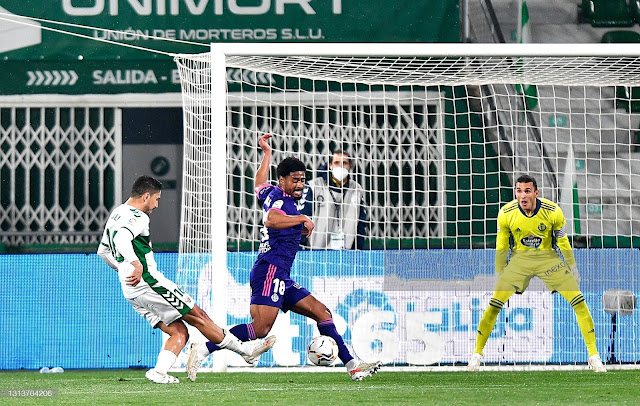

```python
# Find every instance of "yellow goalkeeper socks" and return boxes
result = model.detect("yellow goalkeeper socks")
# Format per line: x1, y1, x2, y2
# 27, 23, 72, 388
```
474, 291, 512, 355
559, 291, 598, 356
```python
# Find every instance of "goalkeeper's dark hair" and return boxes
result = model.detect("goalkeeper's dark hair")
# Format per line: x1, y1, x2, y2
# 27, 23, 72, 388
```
277, 157, 306, 178
131, 175, 163, 197
516, 174, 537, 190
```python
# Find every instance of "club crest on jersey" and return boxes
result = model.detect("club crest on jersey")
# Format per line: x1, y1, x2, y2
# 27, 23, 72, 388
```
271, 293, 279, 302
272, 200, 284, 209
538, 223, 547, 231
521, 235, 542, 248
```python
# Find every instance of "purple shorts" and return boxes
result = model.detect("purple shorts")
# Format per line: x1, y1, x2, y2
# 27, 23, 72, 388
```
250, 260, 311, 312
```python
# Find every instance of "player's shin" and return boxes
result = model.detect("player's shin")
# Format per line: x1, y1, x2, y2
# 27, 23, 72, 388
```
317, 319, 354, 364
560, 291, 598, 356
474, 297, 506, 355
155, 350, 178, 374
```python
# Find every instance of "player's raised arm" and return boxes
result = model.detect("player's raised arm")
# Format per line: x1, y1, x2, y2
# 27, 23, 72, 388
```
255, 133, 273, 190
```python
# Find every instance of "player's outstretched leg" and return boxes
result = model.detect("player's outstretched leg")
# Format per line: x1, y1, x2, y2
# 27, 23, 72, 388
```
147, 321, 187, 383
468, 297, 503, 371
186, 330, 276, 382
468, 291, 512, 371
558, 291, 606, 373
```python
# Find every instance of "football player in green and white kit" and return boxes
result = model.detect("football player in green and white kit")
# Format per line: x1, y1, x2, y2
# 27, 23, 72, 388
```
98, 175, 275, 384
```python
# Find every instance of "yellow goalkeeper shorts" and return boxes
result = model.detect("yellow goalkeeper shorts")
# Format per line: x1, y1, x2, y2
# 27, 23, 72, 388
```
495, 254, 579, 293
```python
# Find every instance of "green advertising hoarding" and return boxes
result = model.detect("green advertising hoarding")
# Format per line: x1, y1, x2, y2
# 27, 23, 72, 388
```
0, 0, 459, 94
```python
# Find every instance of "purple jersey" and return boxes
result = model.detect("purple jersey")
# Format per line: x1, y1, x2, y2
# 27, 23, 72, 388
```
255, 184, 302, 270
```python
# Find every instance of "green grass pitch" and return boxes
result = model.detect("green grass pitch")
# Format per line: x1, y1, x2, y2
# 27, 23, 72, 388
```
1, 369, 639, 405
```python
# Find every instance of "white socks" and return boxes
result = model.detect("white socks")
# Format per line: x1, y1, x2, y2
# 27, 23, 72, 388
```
155, 350, 177, 374
217, 330, 249, 356
196, 342, 211, 358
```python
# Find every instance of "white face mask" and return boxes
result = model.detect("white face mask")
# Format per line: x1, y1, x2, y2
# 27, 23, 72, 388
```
331, 166, 350, 181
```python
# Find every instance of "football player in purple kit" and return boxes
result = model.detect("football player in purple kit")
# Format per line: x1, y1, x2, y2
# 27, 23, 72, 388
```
186, 133, 382, 381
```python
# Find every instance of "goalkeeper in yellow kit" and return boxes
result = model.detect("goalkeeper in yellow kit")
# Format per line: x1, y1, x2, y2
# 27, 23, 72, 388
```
467, 175, 606, 372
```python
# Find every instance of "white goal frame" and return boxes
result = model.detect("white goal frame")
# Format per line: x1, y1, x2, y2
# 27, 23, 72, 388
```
174, 43, 640, 370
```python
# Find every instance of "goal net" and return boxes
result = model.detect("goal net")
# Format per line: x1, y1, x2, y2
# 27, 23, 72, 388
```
174, 44, 640, 369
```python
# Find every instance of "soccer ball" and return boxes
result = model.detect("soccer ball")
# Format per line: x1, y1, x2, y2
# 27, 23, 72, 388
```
307, 335, 338, 366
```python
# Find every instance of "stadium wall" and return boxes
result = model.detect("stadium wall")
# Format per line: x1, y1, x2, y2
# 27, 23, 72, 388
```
1, 249, 638, 370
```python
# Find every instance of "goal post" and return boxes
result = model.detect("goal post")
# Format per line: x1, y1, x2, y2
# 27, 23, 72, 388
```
174, 43, 640, 369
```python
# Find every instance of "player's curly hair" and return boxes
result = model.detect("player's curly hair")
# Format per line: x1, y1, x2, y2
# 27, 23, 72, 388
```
277, 157, 306, 179
131, 175, 163, 197
516, 174, 537, 190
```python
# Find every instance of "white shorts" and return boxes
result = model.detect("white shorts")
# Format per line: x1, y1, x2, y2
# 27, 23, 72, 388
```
127, 277, 195, 328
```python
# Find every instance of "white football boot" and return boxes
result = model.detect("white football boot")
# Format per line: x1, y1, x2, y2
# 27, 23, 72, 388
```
346, 360, 382, 381
467, 352, 483, 372
145, 368, 179, 384
588, 354, 607, 373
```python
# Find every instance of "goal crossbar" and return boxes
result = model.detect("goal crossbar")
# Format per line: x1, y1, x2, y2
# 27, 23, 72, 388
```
175, 43, 640, 87
196, 43, 640, 57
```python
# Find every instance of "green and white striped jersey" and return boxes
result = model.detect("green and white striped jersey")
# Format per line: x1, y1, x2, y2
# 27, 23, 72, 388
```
99, 204, 162, 299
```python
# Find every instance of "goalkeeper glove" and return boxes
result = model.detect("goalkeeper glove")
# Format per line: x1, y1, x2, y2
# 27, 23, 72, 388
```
569, 265, 581, 284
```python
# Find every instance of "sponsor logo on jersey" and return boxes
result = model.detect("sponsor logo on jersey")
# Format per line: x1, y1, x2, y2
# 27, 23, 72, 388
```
521, 235, 542, 248
272, 200, 284, 209
515, 228, 521, 232
258, 242, 271, 254
128, 218, 137, 225
271, 293, 279, 302
538, 223, 547, 231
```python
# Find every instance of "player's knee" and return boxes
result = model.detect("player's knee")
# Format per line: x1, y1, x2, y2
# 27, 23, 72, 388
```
175, 329, 189, 348
164, 321, 190, 348
186, 305, 211, 328
310, 306, 333, 323
180, 326, 190, 344
192, 305, 207, 318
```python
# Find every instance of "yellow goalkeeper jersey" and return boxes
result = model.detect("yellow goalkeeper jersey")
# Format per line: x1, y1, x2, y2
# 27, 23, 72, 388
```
495, 197, 576, 271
